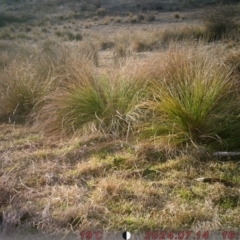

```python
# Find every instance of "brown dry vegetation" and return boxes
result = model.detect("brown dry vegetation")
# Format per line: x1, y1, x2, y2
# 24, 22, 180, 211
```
1, 0, 240, 239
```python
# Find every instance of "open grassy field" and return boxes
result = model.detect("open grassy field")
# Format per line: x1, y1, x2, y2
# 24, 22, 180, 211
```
0, 0, 240, 239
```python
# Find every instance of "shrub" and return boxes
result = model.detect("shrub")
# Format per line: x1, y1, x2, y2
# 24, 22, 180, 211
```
141, 45, 240, 152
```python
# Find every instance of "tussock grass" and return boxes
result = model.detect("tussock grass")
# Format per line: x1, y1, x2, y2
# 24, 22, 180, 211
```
0, 40, 99, 122
33, 68, 148, 138
140, 44, 240, 152
55, 30, 83, 41
0, 58, 50, 122
160, 25, 205, 44
112, 25, 205, 56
